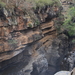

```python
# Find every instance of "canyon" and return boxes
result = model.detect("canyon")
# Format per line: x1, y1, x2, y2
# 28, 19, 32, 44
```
0, 0, 75, 75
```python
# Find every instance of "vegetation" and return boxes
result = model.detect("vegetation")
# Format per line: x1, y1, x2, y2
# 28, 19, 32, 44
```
63, 7, 75, 36
0, 0, 6, 7
35, 0, 59, 7
34, 19, 40, 26
54, 14, 64, 33
34, 0, 54, 7
8, 39, 18, 44
28, 24, 33, 28
0, 0, 60, 9
32, 0, 61, 8
72, 39, 75, 43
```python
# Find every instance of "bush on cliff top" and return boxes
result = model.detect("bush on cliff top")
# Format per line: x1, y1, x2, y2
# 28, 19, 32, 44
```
1, 0, 60, 9
34, 0, 54, 7
63, 7, 75, 36
27, 0, 60, 8
33, 0, 60, 8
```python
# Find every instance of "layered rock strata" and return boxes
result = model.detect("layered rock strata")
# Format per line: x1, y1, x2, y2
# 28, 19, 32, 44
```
0, 5, 59, 75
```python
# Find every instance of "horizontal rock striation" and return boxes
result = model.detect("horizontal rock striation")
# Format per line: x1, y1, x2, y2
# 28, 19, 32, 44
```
0, 5, 59, 62
0, 4, 59, 75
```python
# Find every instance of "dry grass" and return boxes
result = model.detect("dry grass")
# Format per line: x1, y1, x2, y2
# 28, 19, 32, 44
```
0, 0, 60, 9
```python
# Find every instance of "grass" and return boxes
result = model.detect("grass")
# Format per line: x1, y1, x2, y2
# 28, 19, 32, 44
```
34, 0, 53, 7
0, 0, 6, 7
25, 0, 60, 9
0, 0, 60, 9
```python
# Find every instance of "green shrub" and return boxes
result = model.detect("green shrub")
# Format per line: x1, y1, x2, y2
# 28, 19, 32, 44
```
54, 14, 64, 33
0, 0, 6, 7
34, 0, 53, 7
35, 19, 40, 26
63, 7, 75, 36
72, 39, 75, 43
27, 0, 60, 9
8, 39, 17, 44
28, 24, 33, 28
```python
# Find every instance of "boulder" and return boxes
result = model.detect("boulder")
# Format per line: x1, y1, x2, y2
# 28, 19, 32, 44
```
54, 71, 71, 75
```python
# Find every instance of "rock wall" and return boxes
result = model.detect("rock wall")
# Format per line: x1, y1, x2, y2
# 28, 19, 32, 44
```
0, 5, 59, 62
0, 3, 70, 75
0, 5, 59, 75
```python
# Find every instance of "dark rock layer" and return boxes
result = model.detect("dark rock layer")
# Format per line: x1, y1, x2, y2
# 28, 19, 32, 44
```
0, 4, 70, 75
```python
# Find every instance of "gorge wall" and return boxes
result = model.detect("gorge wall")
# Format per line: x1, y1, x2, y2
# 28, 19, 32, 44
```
0, 2, 73, 75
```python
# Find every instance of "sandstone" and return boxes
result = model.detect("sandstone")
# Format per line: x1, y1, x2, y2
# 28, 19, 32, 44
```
40, 21, 54, 29
0, 4, 61, 75
0, 41, 4, 52
3, 42, 10, 51
0, 21, 3, 27
42, 26, 55, 34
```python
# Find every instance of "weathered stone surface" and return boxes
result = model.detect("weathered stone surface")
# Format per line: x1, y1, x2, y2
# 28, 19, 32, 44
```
40, 21, 54, 29
0, 16, 56, 62
54, 71, 71, 75
45, 34, 69, 75
0, 3, 61, 75
71, 68, 75, 75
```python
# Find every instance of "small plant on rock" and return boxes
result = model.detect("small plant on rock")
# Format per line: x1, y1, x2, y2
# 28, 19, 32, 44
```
35, 19, 40, 26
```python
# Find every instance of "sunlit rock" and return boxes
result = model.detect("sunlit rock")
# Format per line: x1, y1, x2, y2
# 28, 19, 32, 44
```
54, 71, 71, 75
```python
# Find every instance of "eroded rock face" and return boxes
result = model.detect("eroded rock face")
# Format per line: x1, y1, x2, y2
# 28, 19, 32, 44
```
0, 33, 69, 75
0, 4, 68, 75
0, 5, 59, 75
0, 33, 56, 75
62, 45, 75, 71
45, 34, 69, 75
35, 5, 59, 22
0, 5, 59, 62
